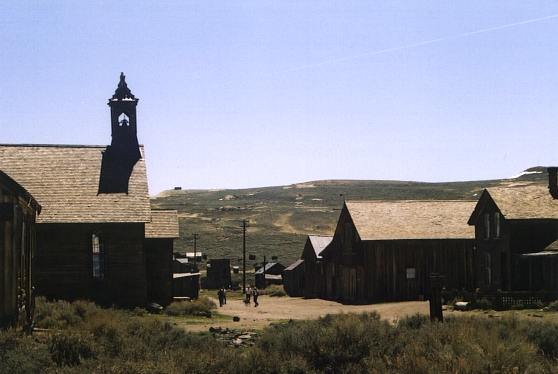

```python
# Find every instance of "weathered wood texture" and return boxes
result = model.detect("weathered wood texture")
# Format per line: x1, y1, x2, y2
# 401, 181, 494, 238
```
0, 173, 39, 328
145, 238, 173, 306
283, 260, 304, 297
471, 190, 558, 291
35, 223, 147, 306
322, 204, 474, 303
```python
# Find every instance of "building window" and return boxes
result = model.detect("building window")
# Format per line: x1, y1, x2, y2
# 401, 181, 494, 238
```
494, 212, 500, 238
484, 213, 490, 239
485, 252, 492, 285
92, 234, 104, 279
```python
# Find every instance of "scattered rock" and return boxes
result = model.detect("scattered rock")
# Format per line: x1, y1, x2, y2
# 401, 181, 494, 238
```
233, 316, 240, 322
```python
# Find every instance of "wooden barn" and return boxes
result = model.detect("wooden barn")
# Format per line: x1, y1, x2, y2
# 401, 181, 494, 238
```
0, 171, 41, 329
302, 235, 332, 298
321, 200, 476, 303
0, 73, 172, 307
283, 259, 304, 296
468, 169, 558, 292
145, 210, 180, 306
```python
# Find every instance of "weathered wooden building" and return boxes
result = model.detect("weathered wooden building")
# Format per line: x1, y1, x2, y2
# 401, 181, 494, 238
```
0, 171, 41, 328
206, 259, 232, 289
255, 262, 285, 288
321, 200, 476, 303
0, 73, 174, 307
145, 210, 180, 306
173, 273, 200, 299
283, 259, 304, 296
302, 235, 332, 298
468, 169, 558, 292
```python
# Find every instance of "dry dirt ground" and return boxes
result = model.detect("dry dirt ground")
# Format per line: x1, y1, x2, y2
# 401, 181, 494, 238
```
177, 296, 430, 332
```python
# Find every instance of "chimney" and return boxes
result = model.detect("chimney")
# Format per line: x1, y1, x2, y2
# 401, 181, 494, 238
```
548, 167, 558, 199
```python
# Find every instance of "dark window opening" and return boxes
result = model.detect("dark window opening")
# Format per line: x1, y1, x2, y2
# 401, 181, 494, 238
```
92, 233, 104, 279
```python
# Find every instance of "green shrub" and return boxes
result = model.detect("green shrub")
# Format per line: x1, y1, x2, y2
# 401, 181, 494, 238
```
472, 297, 493, 310
164, 296, 216, 317
544, 300, 558, 311
49, 332, 95, 366
525, 323, 558, 358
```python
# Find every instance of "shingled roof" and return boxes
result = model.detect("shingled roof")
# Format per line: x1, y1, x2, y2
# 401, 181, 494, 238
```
345, 200, 476, 240
0, 144, 150, 224
482, 185, 558, 220
145, 210, 180, 238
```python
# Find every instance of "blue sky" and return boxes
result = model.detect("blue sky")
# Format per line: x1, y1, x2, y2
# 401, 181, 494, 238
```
2, 1, 558, 194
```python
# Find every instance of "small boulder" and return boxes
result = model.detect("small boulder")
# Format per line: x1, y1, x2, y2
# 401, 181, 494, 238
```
233, 316, 240, 322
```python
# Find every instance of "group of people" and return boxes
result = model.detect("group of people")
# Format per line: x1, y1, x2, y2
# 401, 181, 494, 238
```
216, 285, 260, 307
244, 285, 259, 307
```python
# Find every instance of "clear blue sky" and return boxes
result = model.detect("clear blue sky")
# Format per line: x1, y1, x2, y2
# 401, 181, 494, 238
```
2, 1, 558, 194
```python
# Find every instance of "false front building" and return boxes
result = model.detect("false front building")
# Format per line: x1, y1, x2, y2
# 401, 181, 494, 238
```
468, 168, 558, 292
0, 73, 176, 306
321, 200, 476, 303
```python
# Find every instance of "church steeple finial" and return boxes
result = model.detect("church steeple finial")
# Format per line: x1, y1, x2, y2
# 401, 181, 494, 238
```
111, 72, 136, 101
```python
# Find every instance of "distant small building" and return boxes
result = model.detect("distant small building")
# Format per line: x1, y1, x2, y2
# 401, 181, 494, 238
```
0, 171, 41, 329
173, 273, 200, 299
206, 259, 232, 289
255, 262, 286, 288
185, 252, 203, 263
145, 210, 180, 306
173, 257, 197, 273
468, 168, 558, 292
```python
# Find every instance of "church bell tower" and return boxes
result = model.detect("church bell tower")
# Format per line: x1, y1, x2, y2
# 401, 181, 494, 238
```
98, 73, 142, 194
107, 72, 140, 157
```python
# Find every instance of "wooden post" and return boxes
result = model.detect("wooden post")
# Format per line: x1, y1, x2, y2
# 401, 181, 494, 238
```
242, 220, 246, 294
429, 273, 444, 322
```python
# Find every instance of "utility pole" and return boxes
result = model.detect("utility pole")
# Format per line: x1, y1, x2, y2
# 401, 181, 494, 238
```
242, 220, 247, 293
192, 233, 199, 271
263, 255, 267, 289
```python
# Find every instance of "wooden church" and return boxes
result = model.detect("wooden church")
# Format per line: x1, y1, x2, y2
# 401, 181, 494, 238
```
0, 73, 178, 307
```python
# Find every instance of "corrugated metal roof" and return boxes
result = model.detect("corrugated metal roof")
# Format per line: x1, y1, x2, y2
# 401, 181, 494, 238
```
345, 200, 476, 240
486, 185, 558, 220
0, 144, 150, 223
308, 235, 333, 259
145, 210, 180, 238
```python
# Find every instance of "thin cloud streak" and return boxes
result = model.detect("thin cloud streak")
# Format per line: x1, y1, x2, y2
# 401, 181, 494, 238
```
279, 13, 558, 73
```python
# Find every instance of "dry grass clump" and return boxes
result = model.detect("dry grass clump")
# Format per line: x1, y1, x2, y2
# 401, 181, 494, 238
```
264, 285, 287, 297
164, 296, 216, 317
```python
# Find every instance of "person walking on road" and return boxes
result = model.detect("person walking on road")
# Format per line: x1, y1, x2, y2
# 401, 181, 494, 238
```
252, 287, 259, 307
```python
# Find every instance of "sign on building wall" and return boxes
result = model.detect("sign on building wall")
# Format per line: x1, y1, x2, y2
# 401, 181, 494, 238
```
406, 267, 416, 279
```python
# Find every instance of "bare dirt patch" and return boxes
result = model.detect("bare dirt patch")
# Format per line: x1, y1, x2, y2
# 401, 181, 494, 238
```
177, 296, 429, 332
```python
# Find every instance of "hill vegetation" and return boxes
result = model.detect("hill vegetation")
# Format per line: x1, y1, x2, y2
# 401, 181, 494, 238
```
151, 167, 548, 266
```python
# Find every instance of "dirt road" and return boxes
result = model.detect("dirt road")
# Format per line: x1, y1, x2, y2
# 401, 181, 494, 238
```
179, 296, 429, 332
